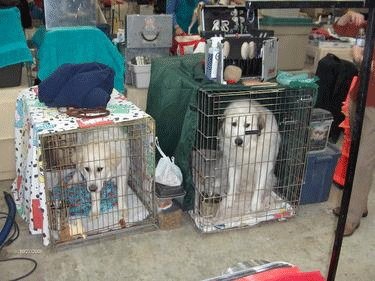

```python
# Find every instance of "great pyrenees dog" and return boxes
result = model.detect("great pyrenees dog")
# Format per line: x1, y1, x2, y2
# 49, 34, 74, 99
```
70, 126, 129, 221
219, 100, 281, 211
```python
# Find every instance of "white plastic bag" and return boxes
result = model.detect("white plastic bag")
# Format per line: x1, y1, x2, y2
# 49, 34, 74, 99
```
155, 137, 183, 187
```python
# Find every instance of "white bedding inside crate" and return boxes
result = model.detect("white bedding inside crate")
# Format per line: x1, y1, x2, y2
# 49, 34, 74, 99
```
46, 170, 150, 240
74, 186, 149, 234
51, 187, 150, 241
190, 192, 295, 233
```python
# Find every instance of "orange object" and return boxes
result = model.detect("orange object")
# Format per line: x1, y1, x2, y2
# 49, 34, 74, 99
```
236, 266, 326, 281
333, 76, 360, 186
32, 199, 43, 230
333, 152, 350, 186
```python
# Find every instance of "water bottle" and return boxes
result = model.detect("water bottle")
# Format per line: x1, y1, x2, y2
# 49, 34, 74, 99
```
356, 28, 366, 47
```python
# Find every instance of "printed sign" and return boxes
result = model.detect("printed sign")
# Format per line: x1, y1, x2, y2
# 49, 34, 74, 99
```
202, 6, 249, 34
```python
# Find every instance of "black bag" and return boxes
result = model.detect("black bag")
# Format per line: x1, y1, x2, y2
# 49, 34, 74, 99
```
315, 54, 358, 143
0, 0, 32, 28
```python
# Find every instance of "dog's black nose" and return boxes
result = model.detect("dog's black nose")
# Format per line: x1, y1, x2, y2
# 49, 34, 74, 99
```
235, 137, 243, 146
88, 185, 98, 192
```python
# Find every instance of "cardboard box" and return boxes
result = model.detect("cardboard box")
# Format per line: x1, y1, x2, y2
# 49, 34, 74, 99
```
306, 43, 354, 72
260, 16, 313, 70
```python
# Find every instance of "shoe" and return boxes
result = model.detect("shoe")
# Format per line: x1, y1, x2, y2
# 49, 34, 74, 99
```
344, 221, 360, 237
332, 207, 368, 218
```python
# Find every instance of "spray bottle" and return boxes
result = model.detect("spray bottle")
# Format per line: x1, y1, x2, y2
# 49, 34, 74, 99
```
205, 35, 223, 80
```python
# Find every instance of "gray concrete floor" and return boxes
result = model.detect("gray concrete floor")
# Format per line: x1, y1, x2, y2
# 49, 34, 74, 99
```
0, 178, 374, 281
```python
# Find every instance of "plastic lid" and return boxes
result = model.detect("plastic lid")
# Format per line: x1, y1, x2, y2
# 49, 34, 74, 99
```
260, 16, 313, 26
311, 108, 333, 122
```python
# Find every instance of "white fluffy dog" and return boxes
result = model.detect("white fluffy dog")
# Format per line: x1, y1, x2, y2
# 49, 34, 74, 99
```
219, 100, 281, 211
71, 126, 129, 221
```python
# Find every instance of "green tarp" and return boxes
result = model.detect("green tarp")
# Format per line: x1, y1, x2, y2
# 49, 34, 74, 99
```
146, 54, 251, 210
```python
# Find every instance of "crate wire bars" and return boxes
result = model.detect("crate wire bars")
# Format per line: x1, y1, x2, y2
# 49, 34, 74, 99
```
41, 118, 156, 245
190, 87, 314, 232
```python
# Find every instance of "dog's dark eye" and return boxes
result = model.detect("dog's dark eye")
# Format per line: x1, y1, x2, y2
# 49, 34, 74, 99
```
84, 167, 90, 172
231, 122, 237, 127
245, 123, 250, 128
97, 167, 103, 172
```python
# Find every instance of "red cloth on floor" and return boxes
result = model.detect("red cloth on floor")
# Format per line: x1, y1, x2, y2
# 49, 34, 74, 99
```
236, 266, 326, 281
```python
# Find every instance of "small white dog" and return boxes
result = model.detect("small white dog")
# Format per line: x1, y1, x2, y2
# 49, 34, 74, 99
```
71, 126, 129, 221
219, 100, 281, 211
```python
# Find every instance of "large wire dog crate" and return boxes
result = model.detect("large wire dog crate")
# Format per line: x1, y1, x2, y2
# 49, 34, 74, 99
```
190, 86, 314, 232
41, 118, 156, 245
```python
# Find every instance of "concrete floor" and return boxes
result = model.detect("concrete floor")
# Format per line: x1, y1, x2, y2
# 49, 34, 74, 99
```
1, 178, 374, 281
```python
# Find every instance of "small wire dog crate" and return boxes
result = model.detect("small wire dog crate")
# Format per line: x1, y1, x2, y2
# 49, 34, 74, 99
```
41, 118, 156, 245
190, 86, 314, 232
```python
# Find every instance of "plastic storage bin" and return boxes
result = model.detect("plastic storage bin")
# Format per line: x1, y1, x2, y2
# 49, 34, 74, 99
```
128, 62, 151, 88
156, 185, 186, 230
300, 143, 341, 204
309, 108, 334, 152
44, 0, 97, 29
259, 16, 313, 70
0, 63, 22, 88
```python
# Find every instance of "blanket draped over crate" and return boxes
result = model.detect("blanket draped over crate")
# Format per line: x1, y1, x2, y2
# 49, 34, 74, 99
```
0, 7, 33, 68
35, 26, 125, 93
147, 54, 260, 210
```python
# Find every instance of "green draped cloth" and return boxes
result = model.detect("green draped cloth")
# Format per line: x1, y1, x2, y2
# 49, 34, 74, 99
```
146, 54, 251, 210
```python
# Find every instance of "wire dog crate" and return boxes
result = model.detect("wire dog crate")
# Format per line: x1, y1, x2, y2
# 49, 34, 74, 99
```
41, 118, 156, 245
190, 86, 314, 232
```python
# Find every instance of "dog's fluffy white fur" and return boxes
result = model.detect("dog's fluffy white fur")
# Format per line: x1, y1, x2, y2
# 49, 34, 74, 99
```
71, 126, 129, 221
219, 100, 281, 211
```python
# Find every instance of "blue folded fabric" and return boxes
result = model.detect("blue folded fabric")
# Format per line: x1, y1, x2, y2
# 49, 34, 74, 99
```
38, 62, 115, 109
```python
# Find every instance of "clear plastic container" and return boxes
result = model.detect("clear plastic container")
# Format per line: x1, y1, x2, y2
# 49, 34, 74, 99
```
309, 108, 334, 151
44, 0, 97, 30
156, 197, 184, 230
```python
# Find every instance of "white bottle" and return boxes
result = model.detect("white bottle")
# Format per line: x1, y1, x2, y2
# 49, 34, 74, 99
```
356, 28, 366, 47
205, 36, 223, 80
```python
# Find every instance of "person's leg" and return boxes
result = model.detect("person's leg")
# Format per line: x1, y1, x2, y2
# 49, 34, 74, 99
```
346, 105, 375, 235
